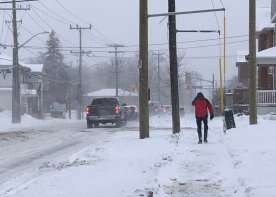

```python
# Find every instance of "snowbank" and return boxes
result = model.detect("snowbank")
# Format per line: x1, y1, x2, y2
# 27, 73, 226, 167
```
0, 111, 81, 133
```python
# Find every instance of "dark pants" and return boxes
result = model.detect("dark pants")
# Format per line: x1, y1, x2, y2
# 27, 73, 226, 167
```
196, 116, 208, 141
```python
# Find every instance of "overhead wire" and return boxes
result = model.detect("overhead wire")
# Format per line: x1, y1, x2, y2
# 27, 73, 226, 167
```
15, 39, 248, 52
210, 0, 221, 30
1, 33, 248, 49
55, 0, 114, 44
31, 5, 68, 25
37, 0, 76, 25
30, 6, 76, 47
219, 0, 225, 8
31, 7, 54, 30
26, 11, 47, 32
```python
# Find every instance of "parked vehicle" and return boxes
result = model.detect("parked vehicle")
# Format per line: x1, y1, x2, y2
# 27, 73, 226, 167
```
124, 105, 138, 120
50, 102, 66, 118
86, 97, 126, 128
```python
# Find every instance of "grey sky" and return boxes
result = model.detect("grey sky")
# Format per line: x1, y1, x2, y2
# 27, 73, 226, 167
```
0, 0, 272, 81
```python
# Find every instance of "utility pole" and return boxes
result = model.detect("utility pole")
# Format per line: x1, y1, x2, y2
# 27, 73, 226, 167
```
1, 0, 35, 123
152, 51, 163, 103
10, 1, 31, 123
12, 0, 20, 123
249, 0, 257, 124
70, 24, 92, 120
139, 0, 149, 139
108, 44, 124, 97
168, 0, 180, 134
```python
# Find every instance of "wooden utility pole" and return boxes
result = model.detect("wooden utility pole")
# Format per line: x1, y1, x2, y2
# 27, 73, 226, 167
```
8, 0, 33, 123
11, 0, 20, 123
249, 0, 257, 124
108, 44, 124, 97
70, 24, 92, 120
139, 0, 149, 139
168, 0, 180, 134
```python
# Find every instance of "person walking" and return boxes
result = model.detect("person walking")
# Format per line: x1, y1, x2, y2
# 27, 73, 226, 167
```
192, 92, 214, 144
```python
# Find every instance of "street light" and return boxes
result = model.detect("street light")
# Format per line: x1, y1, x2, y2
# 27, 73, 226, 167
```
19, 31, 49, 49
12, 31, 49, 123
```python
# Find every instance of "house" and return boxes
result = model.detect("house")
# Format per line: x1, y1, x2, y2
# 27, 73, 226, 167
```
0, 53, 44, 117
234, 6, 276, 113
23, 64, 44, 117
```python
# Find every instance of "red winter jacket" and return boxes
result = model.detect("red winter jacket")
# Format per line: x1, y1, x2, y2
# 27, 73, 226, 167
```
192, 97, 214, 118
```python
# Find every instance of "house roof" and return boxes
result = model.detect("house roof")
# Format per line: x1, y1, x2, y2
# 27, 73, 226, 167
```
236, 47, 276, 65
0, 54, 12, 66
86, 88, 138, 97
256, 46, 276, 64
24, 64, 43, 73
0, 53, 43, 72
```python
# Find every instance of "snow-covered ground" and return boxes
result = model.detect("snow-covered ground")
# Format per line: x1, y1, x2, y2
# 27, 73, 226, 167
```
0, 111, 276, 197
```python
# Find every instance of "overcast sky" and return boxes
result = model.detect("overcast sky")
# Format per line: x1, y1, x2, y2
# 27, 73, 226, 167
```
0, 0, 272, 81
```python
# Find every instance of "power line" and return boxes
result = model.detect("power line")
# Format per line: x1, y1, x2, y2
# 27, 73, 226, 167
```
210, 0, 221, 30
30, 7, 76, 47
31, 5, 68, 25
31, 7, 53, 29
37, 1, 75, 25
55, 0, 114, 44
0, 0, 37, 3
17, 39, 248, 52
219, 0, 225, 8
26, 11, 47, 32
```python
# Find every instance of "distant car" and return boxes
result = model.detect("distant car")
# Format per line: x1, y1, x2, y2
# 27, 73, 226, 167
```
124, 105, 138, 120
149, 101, 161, 114
86, 97, 126, 128
50, 102, 66, 118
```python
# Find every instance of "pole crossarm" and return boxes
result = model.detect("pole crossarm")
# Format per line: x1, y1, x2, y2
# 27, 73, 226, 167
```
148, 8, 225, 18
107, 44, 125, 97
177, 29, 220, 33
69, 24, 92, 30
70, 50, 92, 54
0, 0, 37, 3
0, 7, 30, 10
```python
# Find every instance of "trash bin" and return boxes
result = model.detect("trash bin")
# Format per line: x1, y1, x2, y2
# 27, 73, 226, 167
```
224, 109, 236, 131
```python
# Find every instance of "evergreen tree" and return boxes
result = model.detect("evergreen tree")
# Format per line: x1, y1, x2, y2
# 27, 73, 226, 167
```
42, 31, 68, 110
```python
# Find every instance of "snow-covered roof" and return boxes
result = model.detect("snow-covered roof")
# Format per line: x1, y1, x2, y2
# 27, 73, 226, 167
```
0, 54, 12, 66
256, 46, 276, 64
0, 53, 43, 72
86, 89, 138, 97
24, 64, 43, 73
257, 8, 274, 32
236, 47, 276, 65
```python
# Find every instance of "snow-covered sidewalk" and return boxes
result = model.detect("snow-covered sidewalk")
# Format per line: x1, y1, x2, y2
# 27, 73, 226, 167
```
1, 114, 276, 197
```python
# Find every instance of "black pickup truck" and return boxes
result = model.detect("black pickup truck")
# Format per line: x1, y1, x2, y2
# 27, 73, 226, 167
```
86, 97, 126, 128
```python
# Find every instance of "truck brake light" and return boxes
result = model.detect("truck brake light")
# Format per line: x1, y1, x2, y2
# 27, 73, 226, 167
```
115, 105, 121, 114
86, 107, 92, 115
